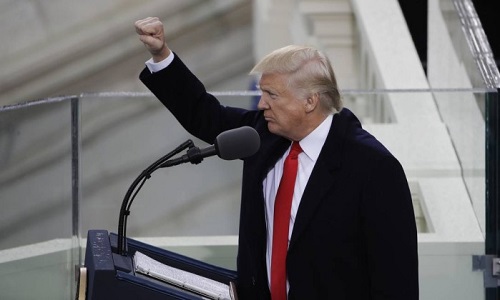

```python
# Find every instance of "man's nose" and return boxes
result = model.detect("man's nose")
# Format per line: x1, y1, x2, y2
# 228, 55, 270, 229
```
257, 97, 268, 110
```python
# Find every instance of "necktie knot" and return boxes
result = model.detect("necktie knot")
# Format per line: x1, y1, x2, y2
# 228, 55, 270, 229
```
289, 142, 302, 159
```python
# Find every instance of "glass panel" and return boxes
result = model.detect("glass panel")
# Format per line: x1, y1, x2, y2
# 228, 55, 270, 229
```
79, 93, 253, 240
77, 88, 488, 299
343, 89, 486, 298
0, 99, 77, 300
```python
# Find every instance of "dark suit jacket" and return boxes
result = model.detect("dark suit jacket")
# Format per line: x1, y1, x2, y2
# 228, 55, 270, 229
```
140, 54, 419, 300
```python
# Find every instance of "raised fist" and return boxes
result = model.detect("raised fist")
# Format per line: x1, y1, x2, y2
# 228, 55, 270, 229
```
135, 17, 170, 62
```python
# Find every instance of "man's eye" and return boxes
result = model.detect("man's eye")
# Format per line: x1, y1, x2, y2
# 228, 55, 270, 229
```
268, 92, 277, 99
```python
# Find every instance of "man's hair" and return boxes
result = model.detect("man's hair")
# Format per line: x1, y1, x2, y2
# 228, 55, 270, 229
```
250, 45, 342, 113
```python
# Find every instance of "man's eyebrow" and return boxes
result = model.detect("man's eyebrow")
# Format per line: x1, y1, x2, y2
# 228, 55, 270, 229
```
260, 85, 278, 93
261, 88, 277, 95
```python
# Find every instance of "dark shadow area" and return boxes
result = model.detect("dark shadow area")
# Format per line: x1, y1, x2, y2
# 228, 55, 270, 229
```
398, 0, 428, 72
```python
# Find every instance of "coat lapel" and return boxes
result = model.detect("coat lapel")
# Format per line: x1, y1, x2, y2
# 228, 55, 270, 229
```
289, 109, 352, 249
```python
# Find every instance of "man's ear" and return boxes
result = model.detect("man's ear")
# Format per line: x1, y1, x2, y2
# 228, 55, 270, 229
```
305, 93, 320, 113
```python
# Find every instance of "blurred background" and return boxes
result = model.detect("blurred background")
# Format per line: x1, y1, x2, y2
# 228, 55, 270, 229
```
0, 0, 499, 299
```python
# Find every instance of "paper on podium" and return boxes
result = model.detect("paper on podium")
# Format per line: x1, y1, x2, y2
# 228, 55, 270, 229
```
134, 251, 237, 300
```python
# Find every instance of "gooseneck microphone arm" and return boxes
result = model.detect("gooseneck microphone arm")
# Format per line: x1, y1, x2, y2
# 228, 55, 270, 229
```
117, 139, 194, 255
116, 126, 260, 256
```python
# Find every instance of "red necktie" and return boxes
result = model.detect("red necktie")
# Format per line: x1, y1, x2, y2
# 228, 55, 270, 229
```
271, 142, 302, 300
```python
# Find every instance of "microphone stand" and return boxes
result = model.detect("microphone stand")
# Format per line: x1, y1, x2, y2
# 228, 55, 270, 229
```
117, 140, 195, 255
116, 126, 260, 255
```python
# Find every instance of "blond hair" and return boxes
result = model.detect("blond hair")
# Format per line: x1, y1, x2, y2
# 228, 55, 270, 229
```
251, 45, 342, 113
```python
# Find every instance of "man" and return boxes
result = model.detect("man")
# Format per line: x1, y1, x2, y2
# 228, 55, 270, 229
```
135, 17, 419, 300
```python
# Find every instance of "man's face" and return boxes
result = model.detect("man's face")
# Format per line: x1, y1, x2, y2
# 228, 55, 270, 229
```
257, 73, 307, 141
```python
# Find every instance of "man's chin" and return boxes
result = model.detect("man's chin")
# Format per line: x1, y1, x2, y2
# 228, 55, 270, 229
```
267, 123, 280, 135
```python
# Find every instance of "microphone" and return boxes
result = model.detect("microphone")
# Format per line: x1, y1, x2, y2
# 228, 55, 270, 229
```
216, 126, 261, 160
161, 126, 260, 167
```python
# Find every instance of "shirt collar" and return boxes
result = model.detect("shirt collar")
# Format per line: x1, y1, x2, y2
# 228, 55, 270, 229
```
298, 114, 333, 162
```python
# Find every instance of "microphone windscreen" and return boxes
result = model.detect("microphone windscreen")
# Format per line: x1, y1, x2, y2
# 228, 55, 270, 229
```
215, 126, 260, 160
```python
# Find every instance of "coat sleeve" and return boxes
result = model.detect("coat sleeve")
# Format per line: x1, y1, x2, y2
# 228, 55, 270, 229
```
139, 53, 259, 144
361, 154, 419, 299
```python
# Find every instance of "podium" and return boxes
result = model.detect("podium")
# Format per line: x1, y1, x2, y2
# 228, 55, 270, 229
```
83, 230, 238, 299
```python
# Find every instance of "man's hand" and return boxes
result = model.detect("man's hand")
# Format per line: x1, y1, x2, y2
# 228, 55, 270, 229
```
135, 17, 171, 62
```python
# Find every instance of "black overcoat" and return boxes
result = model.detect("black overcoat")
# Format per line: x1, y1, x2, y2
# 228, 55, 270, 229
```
140, 54, 419, 300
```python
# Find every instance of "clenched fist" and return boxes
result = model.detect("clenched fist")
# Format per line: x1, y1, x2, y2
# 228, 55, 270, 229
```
135, 17, 171, 62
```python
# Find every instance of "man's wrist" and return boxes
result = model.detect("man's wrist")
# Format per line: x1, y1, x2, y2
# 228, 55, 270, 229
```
145, 50, 175, 73
152, 45, 171, 63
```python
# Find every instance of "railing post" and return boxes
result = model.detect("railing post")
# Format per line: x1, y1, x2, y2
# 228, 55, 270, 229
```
71, 96, 82, 298
485, 89, 500, 298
